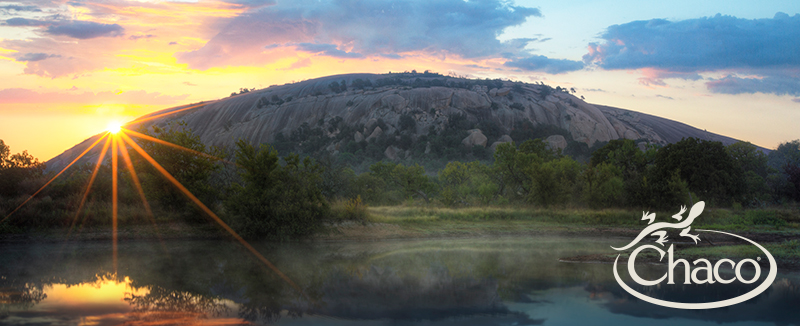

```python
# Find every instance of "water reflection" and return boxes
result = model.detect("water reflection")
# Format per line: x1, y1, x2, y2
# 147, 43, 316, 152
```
0, 237, 798, 325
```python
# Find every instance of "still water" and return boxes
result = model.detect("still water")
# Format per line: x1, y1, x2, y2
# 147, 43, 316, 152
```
0, 236, 798, 325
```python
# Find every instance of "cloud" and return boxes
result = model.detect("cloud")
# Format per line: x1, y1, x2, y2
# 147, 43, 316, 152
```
793, 98, 800, 103
296, 43, 362, 58
706, 74, 800, 96
219, 0, 276, 7
280, 57, 312, 70
46, 21, 124, 39
182, 81, 197, 86
177, 0, 540, 69
584, 13, 800, 96
503, 55, 584, 74
4, 18, 48, 26
15, 52, 60, 62
638, 68, 703, 87
128, 34, 155, 40
0, 88, 190, 105
0, 5, 42, 12
169, 41, 178, 45
1, 37, 122, 77
5, 18, 125, 39
656, 95, 674, 100
584, 13, 800, 71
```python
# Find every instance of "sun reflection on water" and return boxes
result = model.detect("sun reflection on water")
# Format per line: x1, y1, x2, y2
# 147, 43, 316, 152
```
4, 275, 247, 326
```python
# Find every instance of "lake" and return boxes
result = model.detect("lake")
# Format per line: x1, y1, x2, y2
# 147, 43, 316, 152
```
1, 236, 798, 325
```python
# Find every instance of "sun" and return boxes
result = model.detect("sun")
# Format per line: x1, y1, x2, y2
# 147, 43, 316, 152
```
107, 121, 122, 134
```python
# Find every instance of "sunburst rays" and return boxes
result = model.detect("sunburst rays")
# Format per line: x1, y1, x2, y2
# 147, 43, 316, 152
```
1, 123, 303, 297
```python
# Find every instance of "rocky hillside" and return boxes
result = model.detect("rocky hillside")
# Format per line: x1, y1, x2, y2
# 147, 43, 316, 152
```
47, 72, 752, 171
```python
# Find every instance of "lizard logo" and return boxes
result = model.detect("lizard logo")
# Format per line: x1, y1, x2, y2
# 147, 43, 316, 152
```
612, 201, 777, 309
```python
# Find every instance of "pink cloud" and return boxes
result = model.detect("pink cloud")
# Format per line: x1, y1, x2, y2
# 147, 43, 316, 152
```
0, 88, 190, 106
637, 67, 702, 87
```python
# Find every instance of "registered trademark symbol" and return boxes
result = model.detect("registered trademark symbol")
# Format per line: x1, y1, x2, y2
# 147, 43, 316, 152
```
757, 257, 761, 261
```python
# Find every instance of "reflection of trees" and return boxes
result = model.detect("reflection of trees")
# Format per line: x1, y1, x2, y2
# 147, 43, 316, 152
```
231, 264, 317, 324
123, 285, 230, 324
583, 277, 800, 325
0, 282, 47, 317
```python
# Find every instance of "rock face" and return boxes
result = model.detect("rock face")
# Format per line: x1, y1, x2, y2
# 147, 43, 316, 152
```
45, 73, 765, 171
366, 126, 383, 142
545, 135, 568, 151
461, 129, 488, 147
489, 135, 513, 152
384, 145, 401, 160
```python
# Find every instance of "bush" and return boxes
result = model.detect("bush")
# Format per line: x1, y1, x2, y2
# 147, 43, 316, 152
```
224, 140, 329, 240
330, 196, 370, 223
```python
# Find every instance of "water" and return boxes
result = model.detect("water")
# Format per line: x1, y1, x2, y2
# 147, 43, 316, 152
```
0, 236, 798, 325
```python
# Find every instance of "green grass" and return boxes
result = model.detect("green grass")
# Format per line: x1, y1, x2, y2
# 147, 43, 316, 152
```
368, 205, 800, 229
680, 239, 800, 262
362, 205, 800, 241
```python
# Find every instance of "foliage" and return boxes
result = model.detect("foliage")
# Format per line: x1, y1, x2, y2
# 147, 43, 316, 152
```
0, 139, 45, 197
526, 156, 582, 206
583, 162, 624, 208
398, 114, 416, 132
224, 140, 329, 240
135, 122, 220, 217
369, 162, 436, 203
653, 137, 743, 206
438, 161, 496, 206
727, 141, 772, 204
330, 195, 370, 223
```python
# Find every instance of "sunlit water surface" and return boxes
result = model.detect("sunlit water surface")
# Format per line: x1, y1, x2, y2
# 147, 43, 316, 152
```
1, 236, 798, 326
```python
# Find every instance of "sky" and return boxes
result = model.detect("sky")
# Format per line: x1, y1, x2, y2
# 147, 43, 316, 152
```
0, 0, 798, 161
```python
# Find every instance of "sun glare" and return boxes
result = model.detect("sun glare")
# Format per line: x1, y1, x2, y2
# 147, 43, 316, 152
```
107, 121, 122, 134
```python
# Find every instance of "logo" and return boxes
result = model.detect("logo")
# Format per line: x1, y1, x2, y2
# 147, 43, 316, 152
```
612, 201, 777, 309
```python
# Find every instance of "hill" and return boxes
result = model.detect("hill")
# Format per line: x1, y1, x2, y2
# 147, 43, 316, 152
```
46, 72, 757, 171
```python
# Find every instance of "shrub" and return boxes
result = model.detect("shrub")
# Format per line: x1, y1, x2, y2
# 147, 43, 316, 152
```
224, 140, 329, 240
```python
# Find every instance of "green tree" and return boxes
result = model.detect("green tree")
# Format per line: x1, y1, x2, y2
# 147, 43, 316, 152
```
0, 139, 45, 197
590, 139, 657, 207
135, 122, 220, 214
225, 140, 329, 240
491, 139, 559, 202
438, 161, 496, 206
654, 138, 743, 206
767, 140, 800, 202
526, 156, 582, 206
727, 141, 771, 204
583, 162, 624, 208
369, 162, 435, 202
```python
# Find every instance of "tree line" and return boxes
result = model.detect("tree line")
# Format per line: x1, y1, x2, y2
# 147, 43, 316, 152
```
1, 124, 798, 240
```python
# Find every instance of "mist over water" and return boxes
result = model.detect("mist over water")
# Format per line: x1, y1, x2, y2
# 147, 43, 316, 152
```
1, 236, 797, 325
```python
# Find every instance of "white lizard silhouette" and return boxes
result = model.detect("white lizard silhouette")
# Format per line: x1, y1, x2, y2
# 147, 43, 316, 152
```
611, 201, 705, 251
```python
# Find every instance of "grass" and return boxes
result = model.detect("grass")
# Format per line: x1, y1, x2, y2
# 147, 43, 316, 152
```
368, 205, 800, 229
680, 239, 800, 266
368, 205, 641, 225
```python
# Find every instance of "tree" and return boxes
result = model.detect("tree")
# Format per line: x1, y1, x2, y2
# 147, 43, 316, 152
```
398, 114, 416, 132
369, 162, 435, 202
654, 138, 742, 206
491, 139, 576, 205
0, 139, 45, 197
583, 163, 624, 208
225, 140, 328, 240
767, 140, 800, 202
727, 141, 771, 204
526, 156, 582, 206
492, 142, 537, 200
438, 161, 495, 206
135, 122, 220, 213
